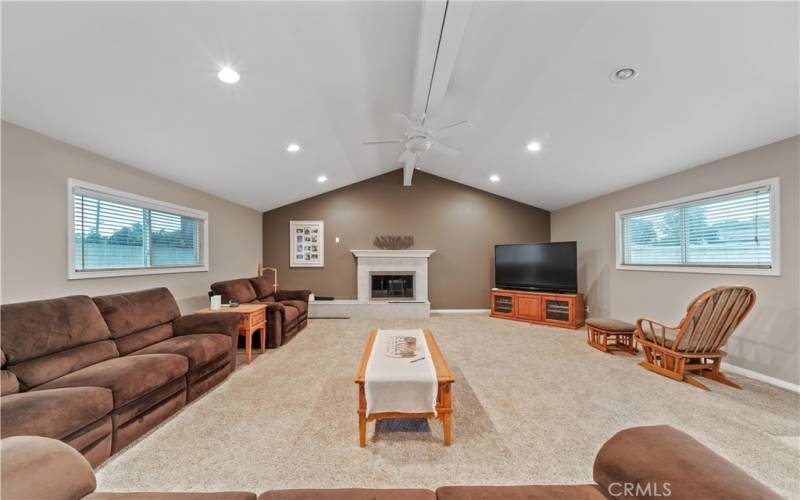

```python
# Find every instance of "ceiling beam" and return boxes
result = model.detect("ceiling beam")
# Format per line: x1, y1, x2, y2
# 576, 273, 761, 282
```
410, 1, 448, 117
423, 1, 472, 116
406, 1, 472, 186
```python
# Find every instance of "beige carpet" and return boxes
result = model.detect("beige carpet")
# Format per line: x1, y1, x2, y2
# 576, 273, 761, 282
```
96, 315, 800, 497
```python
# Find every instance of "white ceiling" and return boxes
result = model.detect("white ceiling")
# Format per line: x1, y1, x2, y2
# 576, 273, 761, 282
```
3, 1, 798, 212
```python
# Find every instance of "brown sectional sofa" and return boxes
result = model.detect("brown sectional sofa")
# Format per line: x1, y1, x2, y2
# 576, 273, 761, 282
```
210, 276, 310, 348
1, 426, 781, 500
0, 288, 241, 467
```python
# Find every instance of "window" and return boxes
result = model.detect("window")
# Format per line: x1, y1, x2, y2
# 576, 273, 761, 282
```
68, 179, 208, 279
616, 178, 780, 276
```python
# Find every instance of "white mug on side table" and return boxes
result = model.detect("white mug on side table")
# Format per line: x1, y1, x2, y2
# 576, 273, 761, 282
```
210, 295, 222, 310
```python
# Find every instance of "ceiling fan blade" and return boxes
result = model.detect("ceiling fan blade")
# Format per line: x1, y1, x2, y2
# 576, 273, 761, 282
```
398, 149, 414, 164
403, 158, 416, 186
391, 114, 416, 130
431, 141, 462, 156
362, 140, 404, 145
434, 120, 468, 134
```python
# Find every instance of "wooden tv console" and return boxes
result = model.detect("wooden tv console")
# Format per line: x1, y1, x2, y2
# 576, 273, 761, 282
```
490, 288, 585, 329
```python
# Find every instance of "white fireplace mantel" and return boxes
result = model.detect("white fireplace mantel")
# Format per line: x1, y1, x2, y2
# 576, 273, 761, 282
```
350, 249, 436, 303
350, 249, 436, 259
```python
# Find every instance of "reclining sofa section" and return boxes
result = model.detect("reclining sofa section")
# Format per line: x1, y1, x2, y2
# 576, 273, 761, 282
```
0, 287, 241, 467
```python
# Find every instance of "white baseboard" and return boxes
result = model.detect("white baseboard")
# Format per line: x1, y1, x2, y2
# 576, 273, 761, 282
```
721, 362, 800, 393
431, 309, 491, 314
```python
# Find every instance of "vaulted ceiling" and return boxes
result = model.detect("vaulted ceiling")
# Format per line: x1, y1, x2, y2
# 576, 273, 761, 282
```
3, 1, 798, 211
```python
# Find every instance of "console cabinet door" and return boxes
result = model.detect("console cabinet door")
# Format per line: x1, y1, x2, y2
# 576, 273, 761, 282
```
492, 293, 515, 317
516, 295, 542, 320
542, 296, 573, 325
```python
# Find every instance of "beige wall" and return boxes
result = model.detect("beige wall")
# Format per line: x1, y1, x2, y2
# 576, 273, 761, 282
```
263, 169, 550, 309
1, 122, 262, 312
551, 136, 799, 385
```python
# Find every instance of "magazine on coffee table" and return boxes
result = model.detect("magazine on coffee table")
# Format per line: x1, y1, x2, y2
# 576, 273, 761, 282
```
384, 336, 417, 358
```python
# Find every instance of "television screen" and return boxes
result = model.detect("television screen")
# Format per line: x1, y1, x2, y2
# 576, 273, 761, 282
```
495, 242, 577, 293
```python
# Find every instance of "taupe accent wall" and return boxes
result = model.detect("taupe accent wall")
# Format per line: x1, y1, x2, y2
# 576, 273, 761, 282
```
1, 122, 263, 311
262, 170, 550, 309
551, 136, 799, 386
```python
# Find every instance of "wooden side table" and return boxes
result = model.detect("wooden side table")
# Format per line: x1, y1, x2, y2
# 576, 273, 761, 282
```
196, 303, 267, 364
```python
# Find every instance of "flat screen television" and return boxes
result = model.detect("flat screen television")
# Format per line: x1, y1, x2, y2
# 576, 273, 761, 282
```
495, 242, 577, 293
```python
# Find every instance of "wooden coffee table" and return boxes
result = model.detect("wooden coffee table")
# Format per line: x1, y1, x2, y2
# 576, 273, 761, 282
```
355, 329, 454, 447
196, 303, 267, 364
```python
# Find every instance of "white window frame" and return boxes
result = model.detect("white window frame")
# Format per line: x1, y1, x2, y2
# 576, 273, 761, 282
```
67, 178, 209, 279
615, 177, 780, 276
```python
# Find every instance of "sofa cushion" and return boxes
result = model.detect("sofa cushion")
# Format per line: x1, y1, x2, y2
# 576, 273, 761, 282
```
593, 425, 782, 500
129, 334, 230, 371
1, 387, 113, 440
1, 295, 118, 389
94, 287, 180, 338
280, 300, 307, 316
436, 485, 606, 500
259, 490, 435, 500
114, 323, 175, 356
250, 276, 276, 300
211, 279, 258, 304
1, 436, 97, 500
34, 354, 188, 408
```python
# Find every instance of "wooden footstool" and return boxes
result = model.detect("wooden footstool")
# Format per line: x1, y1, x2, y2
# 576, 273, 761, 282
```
586, 318, 638, 354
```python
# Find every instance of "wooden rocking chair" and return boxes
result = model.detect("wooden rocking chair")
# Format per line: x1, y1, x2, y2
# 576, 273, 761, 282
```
635, 286, 756, 391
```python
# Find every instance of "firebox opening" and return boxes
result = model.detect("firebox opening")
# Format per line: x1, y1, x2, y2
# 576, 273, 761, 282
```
370, 273, 414, 300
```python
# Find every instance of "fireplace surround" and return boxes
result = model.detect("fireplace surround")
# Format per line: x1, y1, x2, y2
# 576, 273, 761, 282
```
308, 250, 435, 318
352, 249, 435, 303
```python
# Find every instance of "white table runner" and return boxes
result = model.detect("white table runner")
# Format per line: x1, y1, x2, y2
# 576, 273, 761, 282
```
364, 329, 438, 417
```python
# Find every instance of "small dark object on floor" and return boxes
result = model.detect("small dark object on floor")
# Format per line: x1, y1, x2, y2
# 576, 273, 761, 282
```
375, 418, 431, 433
315, 296, 335, 301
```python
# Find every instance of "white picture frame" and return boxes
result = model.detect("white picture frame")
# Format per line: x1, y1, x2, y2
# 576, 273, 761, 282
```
290, 220, 324, 267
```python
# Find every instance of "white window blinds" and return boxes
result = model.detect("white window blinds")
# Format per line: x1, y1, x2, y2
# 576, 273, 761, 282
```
621, 183, 774, 269
72, 185, 204, 273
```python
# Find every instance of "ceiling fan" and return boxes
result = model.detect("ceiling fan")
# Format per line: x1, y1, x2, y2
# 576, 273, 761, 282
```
362, 113, 468, 185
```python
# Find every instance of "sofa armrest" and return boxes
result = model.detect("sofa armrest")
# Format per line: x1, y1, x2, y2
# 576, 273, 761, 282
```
264, 303, 288, 325
1, 435, 96, 499
593, 425, 781, 500
173, 312, 242, 370
275, 289, 311, 302
174, 312, 242, 337
265, 302, 286, 315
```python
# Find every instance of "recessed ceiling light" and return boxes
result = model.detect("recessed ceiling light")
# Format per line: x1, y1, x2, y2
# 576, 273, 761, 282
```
610, 66, 638, 82
526, 142, 542, 152
286, 143, 300, 153
489, 174, 500, 183
217, 67, 240, 84
317, 175, 327, 183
